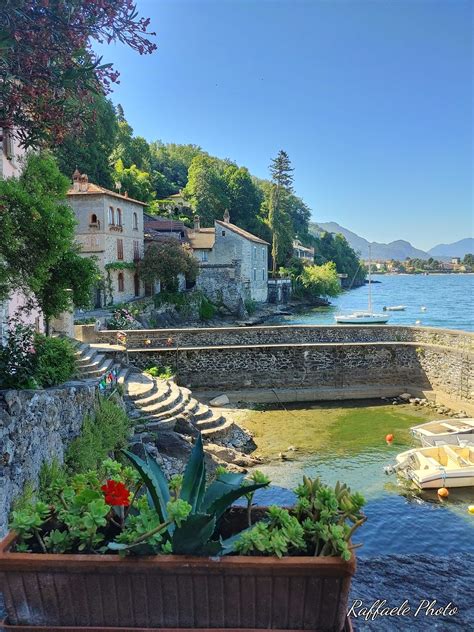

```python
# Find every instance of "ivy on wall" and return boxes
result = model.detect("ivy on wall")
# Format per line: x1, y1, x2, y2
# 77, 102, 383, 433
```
104, 262, 137, 305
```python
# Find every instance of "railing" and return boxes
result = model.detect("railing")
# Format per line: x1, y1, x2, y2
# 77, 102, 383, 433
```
109, 224, 123, 232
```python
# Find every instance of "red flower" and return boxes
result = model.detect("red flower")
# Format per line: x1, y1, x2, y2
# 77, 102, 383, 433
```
101, 480, 130, 507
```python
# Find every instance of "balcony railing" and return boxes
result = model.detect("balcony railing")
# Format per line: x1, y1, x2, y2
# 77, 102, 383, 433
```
109, 224, 123, 232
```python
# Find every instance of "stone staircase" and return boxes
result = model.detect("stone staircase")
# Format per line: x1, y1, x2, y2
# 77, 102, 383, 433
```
125, 372, 234, 440
72, 340, 233, 440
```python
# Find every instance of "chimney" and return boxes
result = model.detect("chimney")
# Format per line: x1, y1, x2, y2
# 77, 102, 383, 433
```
194, 215, 201, 232
72, 168, 80, 192
124, 191, 128, 198
223, 209, 230, 224
79, 173, 89, 192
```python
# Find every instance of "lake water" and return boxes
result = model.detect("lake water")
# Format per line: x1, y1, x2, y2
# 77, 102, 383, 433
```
271, 273, 474, 331
240, 401, 474, 559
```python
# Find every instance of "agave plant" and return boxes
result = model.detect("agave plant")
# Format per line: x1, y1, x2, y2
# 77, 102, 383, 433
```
109, 434, 269, 556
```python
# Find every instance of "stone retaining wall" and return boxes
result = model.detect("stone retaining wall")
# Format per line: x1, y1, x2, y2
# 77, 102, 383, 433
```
0, 381, 96, 536
97, 325, 474, 352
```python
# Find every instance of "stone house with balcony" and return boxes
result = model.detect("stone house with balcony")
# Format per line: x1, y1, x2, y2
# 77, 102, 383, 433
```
293, 239, 315, 262
67, 171, 146, 306
186, 211, 269, 308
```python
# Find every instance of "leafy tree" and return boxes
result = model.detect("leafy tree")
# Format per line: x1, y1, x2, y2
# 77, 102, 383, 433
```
0, 153, 99, 330
113, 159, 154, 203
312, 232, 366, 286
54, 94, 118, 188
0, 0, 156, 147
223, 165, 263, 230
280, 260, 341, 300
138, 239, 199, 292
463, 253, 474, 267
183, 155, 230, 225
150, 142, 204, 197
268, 150, 294, 277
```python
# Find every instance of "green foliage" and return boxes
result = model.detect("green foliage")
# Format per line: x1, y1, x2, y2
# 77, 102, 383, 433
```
280, 260, 342, 300
65, 398, 130, 475
199, 295, 216, 320
235, 476, 366, 561
244, 298, 257, 315
113, 158, 154, 203
0, 323, 76, 389
115, 435, 270, 556
183, 155, 230, 224
309, 229, 366, 285
268, 150, 295, 276
463, 253, 474, 268
139, 240, 198, 292
144, 365, 175, 379
33, 335, 77, 388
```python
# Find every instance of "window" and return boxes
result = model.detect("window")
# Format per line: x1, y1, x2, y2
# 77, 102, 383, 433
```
108, 206, 115, 225
262, 269, 265, 281
253, 246, 257, 259
133, 240, 140, 261
222, 230, 226, 236
2, 128, 13, 160
117, 272, 124, 292
117, 238, 124, 260
90, 213, 98, 224
133, 212, 138, 230
262, 248, 265, 261
199, 251, 208, 262
116, 208, 122, 226
253, 268, 257, 281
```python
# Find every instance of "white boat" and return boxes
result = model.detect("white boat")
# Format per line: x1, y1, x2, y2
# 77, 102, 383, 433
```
411, 418, 474, 447
335, 246, 390, 324
391, 445, 474, 489
383, 305, 406, 311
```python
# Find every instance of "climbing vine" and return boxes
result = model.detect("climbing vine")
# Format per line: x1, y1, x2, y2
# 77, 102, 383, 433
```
104, 262, 137, 305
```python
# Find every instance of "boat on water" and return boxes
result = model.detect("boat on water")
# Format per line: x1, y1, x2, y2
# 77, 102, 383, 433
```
388, 445, 474, 489
335, 246, 390, 324
411, 418, 474, 447
383, 305, 406, 311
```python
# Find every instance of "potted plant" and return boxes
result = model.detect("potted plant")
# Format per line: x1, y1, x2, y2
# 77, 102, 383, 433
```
0, 435, 365, 631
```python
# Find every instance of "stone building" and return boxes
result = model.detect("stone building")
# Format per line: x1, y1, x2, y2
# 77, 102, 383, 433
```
293, 239, 315, 262
187, 211, 269, 304
67, 171, 146, 306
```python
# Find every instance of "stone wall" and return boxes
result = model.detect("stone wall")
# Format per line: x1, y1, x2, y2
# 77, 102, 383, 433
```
96, 324, 474, 352
0, 382, 96, 536
196, 261, 249, 314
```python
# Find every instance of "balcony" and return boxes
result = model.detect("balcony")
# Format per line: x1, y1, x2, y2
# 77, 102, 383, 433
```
89, 221, 101, 229
109, 224, 123, 232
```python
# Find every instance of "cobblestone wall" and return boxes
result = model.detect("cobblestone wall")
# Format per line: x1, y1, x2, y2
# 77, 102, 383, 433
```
0, 382, 96, 536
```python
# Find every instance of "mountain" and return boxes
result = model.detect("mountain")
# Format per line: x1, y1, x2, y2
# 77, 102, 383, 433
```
428, 238, 474, 258
310, 221, 430, 260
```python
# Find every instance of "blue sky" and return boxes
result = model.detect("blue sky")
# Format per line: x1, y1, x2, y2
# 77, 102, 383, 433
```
96, 0, 472, 250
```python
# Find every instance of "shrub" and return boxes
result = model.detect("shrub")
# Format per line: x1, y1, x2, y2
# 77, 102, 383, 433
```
0, 320, 37, 389
144, 365, 175, 379
199, 296, 215, 320
244, 298, 257, 315
65, 397, 131, 474
107, 308, 137, 330
34, 335, 77, 387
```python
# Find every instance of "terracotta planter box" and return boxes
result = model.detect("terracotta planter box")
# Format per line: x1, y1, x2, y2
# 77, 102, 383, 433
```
0, 529, 355, 632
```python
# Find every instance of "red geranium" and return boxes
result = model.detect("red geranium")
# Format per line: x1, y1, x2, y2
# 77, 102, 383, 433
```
101, 480, 130, 507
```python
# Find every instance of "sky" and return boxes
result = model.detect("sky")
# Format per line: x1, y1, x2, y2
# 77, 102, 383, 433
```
96, 0, 473, 251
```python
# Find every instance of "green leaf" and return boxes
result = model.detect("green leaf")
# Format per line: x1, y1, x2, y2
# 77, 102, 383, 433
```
180, 434, 205, 511
122, 450, 168, 524
172, 513, 216, 555
206, 482, 269, 521
201, 473, 245, 513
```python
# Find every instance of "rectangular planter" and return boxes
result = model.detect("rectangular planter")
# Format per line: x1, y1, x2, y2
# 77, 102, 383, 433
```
0, 531, 355, 631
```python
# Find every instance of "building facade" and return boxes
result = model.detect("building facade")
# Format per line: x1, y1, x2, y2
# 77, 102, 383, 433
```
293, 239, 315, 262
67, 171, 146, 306
187, 211, 269, 303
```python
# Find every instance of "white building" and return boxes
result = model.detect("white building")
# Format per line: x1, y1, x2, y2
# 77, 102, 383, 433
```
67, 171, 146, 306
187, 211, 269, 303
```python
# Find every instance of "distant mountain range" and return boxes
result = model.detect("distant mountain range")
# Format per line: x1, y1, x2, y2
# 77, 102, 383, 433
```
309, 222, 473, 261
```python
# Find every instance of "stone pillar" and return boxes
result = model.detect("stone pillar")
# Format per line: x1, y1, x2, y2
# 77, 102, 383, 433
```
51, 289, 74, 337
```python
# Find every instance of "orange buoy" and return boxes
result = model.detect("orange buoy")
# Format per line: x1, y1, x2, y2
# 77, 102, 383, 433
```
437, 487, 449, 498
385, 434, 394, 444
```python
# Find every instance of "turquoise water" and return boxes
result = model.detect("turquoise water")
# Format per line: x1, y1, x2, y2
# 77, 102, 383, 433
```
274, 274, 474, 331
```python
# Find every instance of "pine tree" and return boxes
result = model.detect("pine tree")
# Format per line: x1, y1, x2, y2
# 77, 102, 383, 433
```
269, 150, 294, 277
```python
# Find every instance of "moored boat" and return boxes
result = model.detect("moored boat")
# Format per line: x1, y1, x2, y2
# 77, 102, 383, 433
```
391, 445, 474, 489
383, 305, 406, 311
411, 418, 474, 447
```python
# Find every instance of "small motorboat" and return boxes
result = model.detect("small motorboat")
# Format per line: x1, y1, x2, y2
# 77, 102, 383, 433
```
411, 418, 474, 447
388, 445, 474, 489
383, 305, 406, 311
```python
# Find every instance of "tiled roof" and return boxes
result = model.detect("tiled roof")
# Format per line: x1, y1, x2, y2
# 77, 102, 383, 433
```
215, 220, 269, 245
186, 227, 215, 250
144, 215, 187, 232
67, 183, 147, 206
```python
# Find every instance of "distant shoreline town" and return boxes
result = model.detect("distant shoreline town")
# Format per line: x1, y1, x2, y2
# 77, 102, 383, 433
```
365, 255, 473, 275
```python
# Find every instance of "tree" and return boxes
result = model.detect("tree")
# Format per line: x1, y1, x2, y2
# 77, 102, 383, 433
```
280, 259, 341, 300
0, 0, 156, 147
113, 159, 154, 203
223, 165, 263, 230
268, 150, 294, 277
54, 94, 118, 188
138, 239, 199, 293
0, 153, 99, 330
183, 155, 230, 225
149, 142, 204, 197
463, 253, 474, 268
